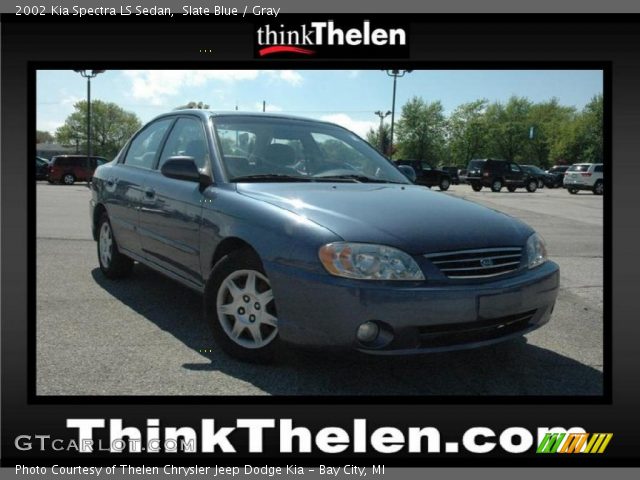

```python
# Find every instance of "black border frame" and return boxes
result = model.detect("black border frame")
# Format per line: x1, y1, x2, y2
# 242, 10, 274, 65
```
28, 61, 612, 406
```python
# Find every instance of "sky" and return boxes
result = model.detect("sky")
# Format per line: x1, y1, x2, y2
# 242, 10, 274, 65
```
37, 69, 603, 138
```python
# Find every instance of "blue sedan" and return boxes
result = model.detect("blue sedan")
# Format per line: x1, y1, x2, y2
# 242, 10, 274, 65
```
90, 111, 559, 361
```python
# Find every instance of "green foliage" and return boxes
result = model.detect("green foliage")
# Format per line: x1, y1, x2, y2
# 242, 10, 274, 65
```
393, 94, 603, 167
36, 130, 54, 144
55, 100, 141, 159
395, 97, 447, 161
366, 123, 391, 155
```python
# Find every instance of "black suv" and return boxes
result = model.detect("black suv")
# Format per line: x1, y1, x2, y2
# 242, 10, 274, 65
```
466, 158, 538, 193
395, 160, 452, 191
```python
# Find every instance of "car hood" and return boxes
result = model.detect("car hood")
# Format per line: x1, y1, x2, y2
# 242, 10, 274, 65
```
236, 183, 533, 254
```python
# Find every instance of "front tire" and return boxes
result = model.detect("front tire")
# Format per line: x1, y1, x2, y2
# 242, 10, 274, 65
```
439, 177, 450, 191
526, 180, 538, 192
568, 187, 578, 194
471, 183, 482, 192
205, 249, 279, 362
97, 214, 134, 279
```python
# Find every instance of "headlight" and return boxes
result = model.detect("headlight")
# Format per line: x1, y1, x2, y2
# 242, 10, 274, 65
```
318, 242, 425, 281
526, 233, 548, 269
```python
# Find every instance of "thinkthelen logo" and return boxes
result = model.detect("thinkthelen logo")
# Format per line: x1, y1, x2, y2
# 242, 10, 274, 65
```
255, 20, 408, 58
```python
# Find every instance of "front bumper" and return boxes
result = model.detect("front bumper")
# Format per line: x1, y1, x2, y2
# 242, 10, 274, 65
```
265, 260, 559, 354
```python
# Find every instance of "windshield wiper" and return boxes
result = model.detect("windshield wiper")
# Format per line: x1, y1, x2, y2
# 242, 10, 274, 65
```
313, 174, 401, 184
231, 174, 313, 182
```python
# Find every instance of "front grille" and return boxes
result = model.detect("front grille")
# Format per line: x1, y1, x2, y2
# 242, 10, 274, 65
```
426, 247, 523, 279
417, 310, 537, 348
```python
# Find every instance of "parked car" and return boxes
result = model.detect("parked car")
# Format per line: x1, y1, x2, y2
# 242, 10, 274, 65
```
546, 165, 570, 188
466, 158, 539, 193
563, 163, 604, 195
395, 160, 452, 190
521, 165, 556, 188
35, 156, 50, 180
90, 111, 559, 361
441, 166, 461, 185
48, 155, 108, 185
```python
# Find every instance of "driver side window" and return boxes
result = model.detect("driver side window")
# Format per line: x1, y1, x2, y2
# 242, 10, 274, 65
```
158, 117, 210, 170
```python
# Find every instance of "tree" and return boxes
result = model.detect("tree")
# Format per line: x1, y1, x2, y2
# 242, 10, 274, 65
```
366, 123, 391, 155
447, 99, 489, 166
395, 97, 447, 162
484, 96, 532, 162
36, 130, 54, 144
525, 98, 575, 168
175, 101, 210, 110
55, 100, 141, 159
579, 94, 603, 163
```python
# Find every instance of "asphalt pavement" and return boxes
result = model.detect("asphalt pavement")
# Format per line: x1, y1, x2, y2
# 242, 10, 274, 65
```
36, 182, 604, 396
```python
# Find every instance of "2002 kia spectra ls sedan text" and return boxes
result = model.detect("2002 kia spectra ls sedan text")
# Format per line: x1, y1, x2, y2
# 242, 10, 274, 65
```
90, 111, 559, 361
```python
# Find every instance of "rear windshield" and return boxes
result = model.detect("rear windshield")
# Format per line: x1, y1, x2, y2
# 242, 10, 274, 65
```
568, 164, 591, 172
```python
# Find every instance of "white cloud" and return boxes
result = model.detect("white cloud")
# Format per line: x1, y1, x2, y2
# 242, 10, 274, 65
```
319, 113, 377, 138
123, 70, 303, 105
274, 70, 303, 86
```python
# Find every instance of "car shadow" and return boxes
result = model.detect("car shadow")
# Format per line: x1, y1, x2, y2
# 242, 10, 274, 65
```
91, 266, 603, 397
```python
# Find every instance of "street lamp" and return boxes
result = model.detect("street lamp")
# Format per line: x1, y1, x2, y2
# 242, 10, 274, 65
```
374, 110, 391, 153
74, 70, 105, 164
385, 69, 412, 159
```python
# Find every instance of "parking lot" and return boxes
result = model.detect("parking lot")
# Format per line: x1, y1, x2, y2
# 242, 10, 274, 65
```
36, 182, 603, 396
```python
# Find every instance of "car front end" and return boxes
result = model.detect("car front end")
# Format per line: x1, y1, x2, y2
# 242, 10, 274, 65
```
236, 182, 559, 354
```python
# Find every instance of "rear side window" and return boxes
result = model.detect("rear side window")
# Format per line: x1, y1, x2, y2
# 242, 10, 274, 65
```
594, 165, 603, 173
124, 118, 173, 169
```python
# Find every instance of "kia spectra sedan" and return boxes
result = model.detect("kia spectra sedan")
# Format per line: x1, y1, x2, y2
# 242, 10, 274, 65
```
90, 111, 559, 361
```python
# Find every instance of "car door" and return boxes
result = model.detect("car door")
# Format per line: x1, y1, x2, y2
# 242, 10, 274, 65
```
137, 116, 209, 285
103, 117, 175, 257
420, 162, 437, 186
507, 162, 524, 185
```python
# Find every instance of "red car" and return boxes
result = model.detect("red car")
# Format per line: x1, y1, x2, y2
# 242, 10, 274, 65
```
48, 155, 107, 185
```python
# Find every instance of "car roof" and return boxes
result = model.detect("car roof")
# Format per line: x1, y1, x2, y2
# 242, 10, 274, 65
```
152, 109, 347, 130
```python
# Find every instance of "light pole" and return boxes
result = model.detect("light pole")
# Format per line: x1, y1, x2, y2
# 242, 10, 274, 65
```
374, 110, 391, 153
74, 70, 105, 163
385, 69, 412, 159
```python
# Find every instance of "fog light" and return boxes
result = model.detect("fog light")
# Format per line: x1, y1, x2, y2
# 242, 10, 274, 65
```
356, 321, 380, 343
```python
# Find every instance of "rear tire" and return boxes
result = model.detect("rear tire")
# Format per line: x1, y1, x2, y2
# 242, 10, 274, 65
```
97, 214, 134, 279
205, 248, 279, 363
568, 187, 578, 194
471, 183, 482, 192
526, 180, 538, 193
439, 177, 450, 191
491, 179, 502, 192
62, 173, 75, 185
593, 181, 603, 195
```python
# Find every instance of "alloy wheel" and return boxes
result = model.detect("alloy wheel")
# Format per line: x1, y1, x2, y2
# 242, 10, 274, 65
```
99, 221, 113, 268
216, 269, 278, 349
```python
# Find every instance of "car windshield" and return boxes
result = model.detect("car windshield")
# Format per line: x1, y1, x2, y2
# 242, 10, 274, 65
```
211, 115, 409, 184
467, 159, 484, 170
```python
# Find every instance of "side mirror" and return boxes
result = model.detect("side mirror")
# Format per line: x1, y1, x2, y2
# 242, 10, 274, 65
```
397, 164, 417, 183
161, 156, 212, 187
